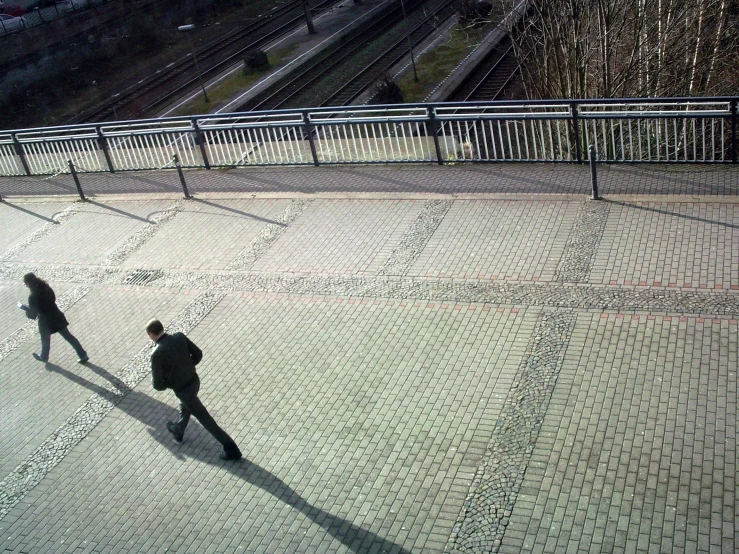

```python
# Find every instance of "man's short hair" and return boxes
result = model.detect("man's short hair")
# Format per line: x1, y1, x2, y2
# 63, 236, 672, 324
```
145, 319, 164, 336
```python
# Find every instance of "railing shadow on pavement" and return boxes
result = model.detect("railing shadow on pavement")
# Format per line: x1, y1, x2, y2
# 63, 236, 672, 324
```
3, 162, 739, 199
85, 199, 153, 223
0, 201, 57, 223
192, 198, 286, 226
42, 361, 413, 554
602, 199, 739, 230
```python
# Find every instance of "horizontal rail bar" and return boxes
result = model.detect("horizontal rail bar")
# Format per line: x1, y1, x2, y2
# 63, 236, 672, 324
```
0, 97, 736, 175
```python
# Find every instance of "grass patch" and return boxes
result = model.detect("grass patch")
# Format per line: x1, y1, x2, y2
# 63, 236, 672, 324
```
398, 24, 487, 103
171, 45, 299, 117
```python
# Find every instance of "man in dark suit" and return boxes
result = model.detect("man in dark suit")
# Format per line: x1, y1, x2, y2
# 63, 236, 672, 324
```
146, 319, 242, 461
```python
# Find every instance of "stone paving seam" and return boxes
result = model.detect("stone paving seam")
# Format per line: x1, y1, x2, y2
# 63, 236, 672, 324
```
0, 204, 82, 262
0, 286, 91, 363
225, 199, 312, 271
378, 200, 453, 276
143, 272, 739, 316
0, 264, 121, 286
445, 309, 578, 553
101, 200, 186, 266
554, 201, 611, 283
3, 264, 738, 316
0, 291, 224, 522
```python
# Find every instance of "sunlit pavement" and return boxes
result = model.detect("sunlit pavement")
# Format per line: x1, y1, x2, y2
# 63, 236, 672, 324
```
0, 163, 737, 553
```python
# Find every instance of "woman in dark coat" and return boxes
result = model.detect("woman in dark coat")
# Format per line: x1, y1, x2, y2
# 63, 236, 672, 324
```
20, 272, 88, 363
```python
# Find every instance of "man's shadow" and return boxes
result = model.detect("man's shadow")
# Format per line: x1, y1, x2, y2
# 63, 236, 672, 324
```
45, 361, 412, 554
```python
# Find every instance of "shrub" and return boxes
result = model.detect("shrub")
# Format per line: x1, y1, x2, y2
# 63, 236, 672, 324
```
457, 0, 493, 26
371, 76, 403, 104
243, 50, 270, 74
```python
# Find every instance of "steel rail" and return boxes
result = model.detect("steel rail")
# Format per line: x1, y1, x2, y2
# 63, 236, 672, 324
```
74, 0, 342, 123
236, 0, 453, 164
323, 0, 458, 106
448, 37, 520, 102
243, 0, 432, 112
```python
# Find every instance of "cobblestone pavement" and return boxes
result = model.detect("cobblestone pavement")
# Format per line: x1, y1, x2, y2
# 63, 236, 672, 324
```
0, 164, 737, 553
1, 163, 739, 198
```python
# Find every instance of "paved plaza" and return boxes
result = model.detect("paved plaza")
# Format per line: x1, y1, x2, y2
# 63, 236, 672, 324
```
0, 163, 737, 553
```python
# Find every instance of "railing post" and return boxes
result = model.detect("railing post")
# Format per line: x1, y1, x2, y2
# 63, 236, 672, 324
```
191, 118, 210, 169
572, 102, 582, 163
589, 144, 599, 200
302, 111, 320, 167
12, 133, 31, 176
427, 106, 443, 165
732, 98, 737, 164
173, 154, 191, 199
68, 160, 86, 201
96, 126, 115, 173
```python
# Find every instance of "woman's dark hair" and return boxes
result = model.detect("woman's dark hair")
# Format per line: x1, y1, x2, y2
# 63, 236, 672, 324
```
23, 272, 50, 294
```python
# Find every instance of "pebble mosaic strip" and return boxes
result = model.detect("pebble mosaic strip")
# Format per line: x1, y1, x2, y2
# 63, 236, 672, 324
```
446, 310, 577, 553
0, 204, 82, 262
226, 199, 312, 270
0, 286, 91, 363
0, 264, 118, 285
143, 272, 739, 316
0, 291, 224, 521
102, 200, 185, 266
1, 261, 737, 315
378, 199, 453, 276
554, 201, 610, 283
1, 190, 737, 553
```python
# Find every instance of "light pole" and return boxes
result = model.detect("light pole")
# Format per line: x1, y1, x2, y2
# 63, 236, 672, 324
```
178, 24, 209, 103
303, 1, 316, 34
399, 0, 418, 82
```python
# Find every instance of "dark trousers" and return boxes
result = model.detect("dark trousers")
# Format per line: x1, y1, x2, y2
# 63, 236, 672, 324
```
40, 326, 87, 361
172, 377, 238, 452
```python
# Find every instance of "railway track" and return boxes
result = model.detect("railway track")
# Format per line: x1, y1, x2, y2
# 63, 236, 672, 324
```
74, 0, 521, 129
243, 0, 457, 111
74, 0, 343, 123
446, 34, 520, 102
322, 0, 457, 106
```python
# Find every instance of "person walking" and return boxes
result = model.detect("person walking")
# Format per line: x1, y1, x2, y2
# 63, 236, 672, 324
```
20, 272, 88, 364
146, 319, 242, 461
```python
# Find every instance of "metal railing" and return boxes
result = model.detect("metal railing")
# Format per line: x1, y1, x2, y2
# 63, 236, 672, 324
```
0, 97, 736, 177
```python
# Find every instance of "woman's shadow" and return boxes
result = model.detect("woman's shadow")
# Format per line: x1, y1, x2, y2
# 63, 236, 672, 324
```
44, 361, 412, 554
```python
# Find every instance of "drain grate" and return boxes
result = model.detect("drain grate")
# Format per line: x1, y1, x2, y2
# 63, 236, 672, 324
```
123, 269, 163, 286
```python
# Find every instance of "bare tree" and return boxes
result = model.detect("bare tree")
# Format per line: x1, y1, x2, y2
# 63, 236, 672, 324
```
500, 0, 739, 99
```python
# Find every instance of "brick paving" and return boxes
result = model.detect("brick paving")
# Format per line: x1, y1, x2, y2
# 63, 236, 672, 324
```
2, 163, 739, 198
0, 163, 737, 553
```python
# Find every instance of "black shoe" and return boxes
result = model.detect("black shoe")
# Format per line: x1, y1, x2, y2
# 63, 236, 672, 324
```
219, 447, 242, 461
33, 353, 48, 362
77, 355, 89, 364
166, 422, 184, 443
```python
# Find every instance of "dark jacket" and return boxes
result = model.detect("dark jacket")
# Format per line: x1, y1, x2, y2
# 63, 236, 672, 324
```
150, 332, 203, 392
25, 286, 68, 334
